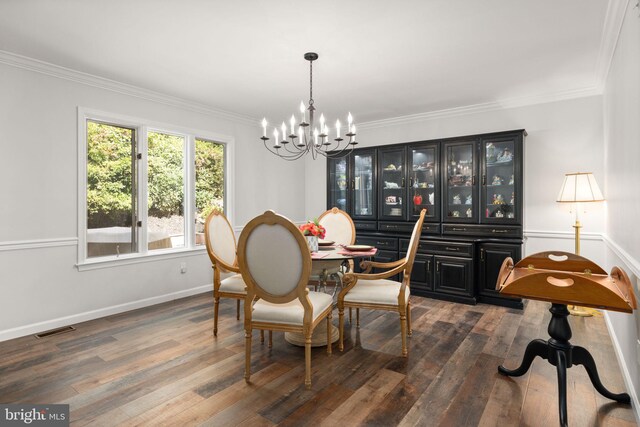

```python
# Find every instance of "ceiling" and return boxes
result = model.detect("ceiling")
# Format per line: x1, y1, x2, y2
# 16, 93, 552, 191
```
0, 0, 610, 125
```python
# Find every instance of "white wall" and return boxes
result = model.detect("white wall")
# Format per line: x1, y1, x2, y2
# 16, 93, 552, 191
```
0, 59, 305, 340
602, 0, 640, 417
306, 95, 606, 263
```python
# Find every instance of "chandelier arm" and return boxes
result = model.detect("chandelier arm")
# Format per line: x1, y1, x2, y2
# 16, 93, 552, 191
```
263, 140, 307, 160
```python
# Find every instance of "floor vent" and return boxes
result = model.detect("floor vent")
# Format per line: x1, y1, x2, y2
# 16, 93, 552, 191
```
34, 326, 76, 339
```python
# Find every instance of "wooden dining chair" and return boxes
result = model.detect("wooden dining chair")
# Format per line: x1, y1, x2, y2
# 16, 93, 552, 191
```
238, 210, 333, 389
312, 207, 356, 282
204, 210, 246, 336
337, 209, 426, 357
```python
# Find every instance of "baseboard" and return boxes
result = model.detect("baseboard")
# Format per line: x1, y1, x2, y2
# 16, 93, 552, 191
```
604, 312, 640, 426
0, 283, 213, 342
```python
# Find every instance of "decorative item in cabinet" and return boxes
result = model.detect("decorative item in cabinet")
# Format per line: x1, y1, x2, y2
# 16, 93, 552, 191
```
352, 151, 375, 219
379, 147, 407, 220
410, 142, 439, 222
481, 133, 523, 224
443, 139, 477, 222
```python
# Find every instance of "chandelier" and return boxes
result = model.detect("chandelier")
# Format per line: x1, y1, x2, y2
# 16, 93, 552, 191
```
260, 52, 358, 160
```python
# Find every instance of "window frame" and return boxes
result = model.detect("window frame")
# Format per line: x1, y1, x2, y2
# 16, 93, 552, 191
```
77, 107, 234, 270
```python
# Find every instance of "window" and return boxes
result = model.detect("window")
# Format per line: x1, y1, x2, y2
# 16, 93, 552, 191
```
195, 138, 225, 246
78, 109, 232, 267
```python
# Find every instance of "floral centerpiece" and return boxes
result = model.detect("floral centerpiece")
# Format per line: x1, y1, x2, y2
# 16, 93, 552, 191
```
299, 219, 326, 252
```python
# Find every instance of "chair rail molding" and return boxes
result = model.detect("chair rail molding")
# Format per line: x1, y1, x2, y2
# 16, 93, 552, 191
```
0, 237, 78, 252
523, 229, 603, 241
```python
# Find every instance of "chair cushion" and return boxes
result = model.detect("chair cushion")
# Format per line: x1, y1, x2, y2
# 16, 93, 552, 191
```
343, 279, 410, 306
219, 274, 246, 294
251, 292, 333, 325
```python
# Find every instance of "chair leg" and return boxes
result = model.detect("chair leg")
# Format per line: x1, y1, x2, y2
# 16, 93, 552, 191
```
245, 329, 252, 382
236, 300, 241, 320
356, 308, 360, 329
213, 296, 220, 336
338, 307, 345, 352
305, 334, 312, 389
268, 330, 273, 348
407, 302, 412, 337
327, 312, 332, 355
400, 312, 408, 357
260, 330, 264, 344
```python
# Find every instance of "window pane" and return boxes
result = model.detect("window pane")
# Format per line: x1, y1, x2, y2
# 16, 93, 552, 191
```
86, 120, 136, 258
147, 131, 185, 250
195, 139, 225, 245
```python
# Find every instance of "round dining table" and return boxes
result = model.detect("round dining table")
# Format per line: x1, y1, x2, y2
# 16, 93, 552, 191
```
284, 245, 377, 347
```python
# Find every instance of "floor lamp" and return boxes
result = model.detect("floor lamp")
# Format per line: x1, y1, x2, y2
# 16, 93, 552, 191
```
556, 172, 605, 316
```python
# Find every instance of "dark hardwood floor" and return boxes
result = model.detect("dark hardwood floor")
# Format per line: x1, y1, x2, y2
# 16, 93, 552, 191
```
0, 293, 635, 426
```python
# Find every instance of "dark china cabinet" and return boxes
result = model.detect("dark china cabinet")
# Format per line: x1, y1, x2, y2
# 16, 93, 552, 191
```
408, 142, 440, 222
327, 149, 376, 221
477, 242, 523, 308
327, 129, 526, 308
443, 138, 478, 223
480, 134, 523, 224
378, 147, 407, 221
327, 156, 349, 213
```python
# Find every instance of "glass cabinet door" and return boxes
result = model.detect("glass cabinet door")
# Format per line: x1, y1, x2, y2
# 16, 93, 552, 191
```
351, 150, 376, 220
409, 143, 439, 222
481, 136, 520, 224
327, 157, 349, 213
378, 147, 406, 220
443, 140, 477, 222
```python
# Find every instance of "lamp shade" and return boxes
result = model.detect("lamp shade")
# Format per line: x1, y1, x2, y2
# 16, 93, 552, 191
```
556, 172, 604, 203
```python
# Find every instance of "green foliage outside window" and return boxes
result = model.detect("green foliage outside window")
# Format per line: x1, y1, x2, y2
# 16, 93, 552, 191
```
87, 122, 225, 229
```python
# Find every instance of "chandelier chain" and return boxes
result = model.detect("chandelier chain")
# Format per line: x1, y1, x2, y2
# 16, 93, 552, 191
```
309, 59, 314, 106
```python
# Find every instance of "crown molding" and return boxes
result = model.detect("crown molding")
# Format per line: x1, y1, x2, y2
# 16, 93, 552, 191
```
595, 0, 630, 91
0, 50, 257, 125
358, 86, 601, 130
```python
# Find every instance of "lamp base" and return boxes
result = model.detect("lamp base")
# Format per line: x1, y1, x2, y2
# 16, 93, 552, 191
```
568, 305, 601, 317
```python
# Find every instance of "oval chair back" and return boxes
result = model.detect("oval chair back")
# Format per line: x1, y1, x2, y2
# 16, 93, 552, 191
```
318, 207, 355, 246
204, 210, 238, 271
238, 210, 312, 305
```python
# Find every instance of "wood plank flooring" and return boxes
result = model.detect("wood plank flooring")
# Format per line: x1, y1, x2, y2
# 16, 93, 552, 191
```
0, 293, 635, 426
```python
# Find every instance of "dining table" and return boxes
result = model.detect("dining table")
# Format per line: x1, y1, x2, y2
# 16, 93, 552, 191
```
284, 244, 378, 347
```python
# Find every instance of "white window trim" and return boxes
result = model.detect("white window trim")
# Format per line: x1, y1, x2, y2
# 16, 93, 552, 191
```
77, 107, 234, 270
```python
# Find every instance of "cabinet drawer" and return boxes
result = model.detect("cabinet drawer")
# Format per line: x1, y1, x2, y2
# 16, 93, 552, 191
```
378, 222, 440, 234
378, 222, 413, 233
400, 239, 472, 257
354, 221, 377, 231
442, 224, 522, 238
356, 235, 398, 251
422, 241, 473, 257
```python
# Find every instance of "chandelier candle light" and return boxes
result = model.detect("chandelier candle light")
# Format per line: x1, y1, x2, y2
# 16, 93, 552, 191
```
260, 52, 358, 160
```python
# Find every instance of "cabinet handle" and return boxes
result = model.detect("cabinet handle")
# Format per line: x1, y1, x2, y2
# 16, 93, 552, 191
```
351, 180, 355, 189
427, 260, 431, 272
452, 227, 467, 232
472, 176, 476, 185
482, 175, 486, 185
386, 225, 398, 229
401, 178, 405, 188
445, 247, 459, 251
376, 241, 387, 246
481, 248, 485, 261
409, 177, 414, 187
436, 261, 440, 272
492, 229, 509, 234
